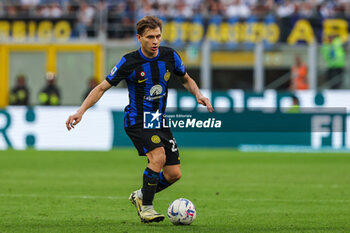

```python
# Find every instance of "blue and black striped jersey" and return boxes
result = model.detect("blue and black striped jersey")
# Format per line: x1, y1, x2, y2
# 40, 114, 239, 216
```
106, 46, 186, 127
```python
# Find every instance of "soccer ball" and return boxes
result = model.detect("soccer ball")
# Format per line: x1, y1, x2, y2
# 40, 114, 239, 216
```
167, 198, 196, 225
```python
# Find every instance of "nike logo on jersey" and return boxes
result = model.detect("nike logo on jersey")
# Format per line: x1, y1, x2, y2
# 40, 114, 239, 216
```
148, 183, 157, 186
138, 78, 148, 83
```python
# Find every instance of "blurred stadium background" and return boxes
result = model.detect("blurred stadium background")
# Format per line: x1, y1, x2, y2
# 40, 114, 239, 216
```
1, 0, 350, 150
1, 1, 350, 232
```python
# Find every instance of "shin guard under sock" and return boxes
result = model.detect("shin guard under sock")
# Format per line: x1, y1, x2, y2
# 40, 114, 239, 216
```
141, 167, 160, 205
156, 171, 172, 193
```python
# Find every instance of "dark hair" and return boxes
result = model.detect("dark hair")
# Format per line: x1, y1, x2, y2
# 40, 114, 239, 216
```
136, 16, 162, 36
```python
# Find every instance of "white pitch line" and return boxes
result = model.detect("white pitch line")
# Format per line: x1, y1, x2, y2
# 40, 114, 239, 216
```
0, 193, 349, 203
0, 193, 126, 200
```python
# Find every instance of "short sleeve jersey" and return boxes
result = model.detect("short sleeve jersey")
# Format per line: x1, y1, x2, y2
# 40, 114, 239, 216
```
106, 46, 186, 127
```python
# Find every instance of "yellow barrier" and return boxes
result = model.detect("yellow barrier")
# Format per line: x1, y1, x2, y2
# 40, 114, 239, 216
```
0, 43, 104, 108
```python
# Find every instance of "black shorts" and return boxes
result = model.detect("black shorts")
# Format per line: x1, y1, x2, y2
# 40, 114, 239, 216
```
124, 126, 180, 165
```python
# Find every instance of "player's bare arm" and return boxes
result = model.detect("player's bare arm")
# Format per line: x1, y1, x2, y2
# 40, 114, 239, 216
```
180, 73, 214, 112
66, 80, 112, 130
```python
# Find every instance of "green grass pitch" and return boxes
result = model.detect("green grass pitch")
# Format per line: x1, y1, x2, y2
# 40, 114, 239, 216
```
0, 149, 350, 233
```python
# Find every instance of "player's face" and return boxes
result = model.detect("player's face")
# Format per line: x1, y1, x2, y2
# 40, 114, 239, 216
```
137, 27, 162, 58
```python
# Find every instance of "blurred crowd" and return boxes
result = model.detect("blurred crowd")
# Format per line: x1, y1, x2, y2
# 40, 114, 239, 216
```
0, 0, 349, 39
136, 0, 350, 19
0, 0, 133, 18
0, 0, 349, 19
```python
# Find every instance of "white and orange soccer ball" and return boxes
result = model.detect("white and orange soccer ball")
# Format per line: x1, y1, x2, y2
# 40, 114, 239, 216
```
167, 198, 196, 225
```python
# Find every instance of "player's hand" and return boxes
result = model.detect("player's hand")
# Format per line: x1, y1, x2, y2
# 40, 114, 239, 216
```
197, 96, 214, 112
66, 112, 83, 131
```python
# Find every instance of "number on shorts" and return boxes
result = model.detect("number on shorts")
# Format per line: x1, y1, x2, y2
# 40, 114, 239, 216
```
169, 138, 178, 152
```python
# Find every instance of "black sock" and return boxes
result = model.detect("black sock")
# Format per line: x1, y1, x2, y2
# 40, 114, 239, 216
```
141, 167, 160, 205
156, 171, 172, 193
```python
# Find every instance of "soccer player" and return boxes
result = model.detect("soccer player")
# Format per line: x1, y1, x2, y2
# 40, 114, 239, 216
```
66, 16, 213, 223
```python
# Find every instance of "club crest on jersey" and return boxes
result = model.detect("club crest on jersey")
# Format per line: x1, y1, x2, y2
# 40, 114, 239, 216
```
164, 70, 170, 81
140, 71, 146, 77
151, 135, 161, 144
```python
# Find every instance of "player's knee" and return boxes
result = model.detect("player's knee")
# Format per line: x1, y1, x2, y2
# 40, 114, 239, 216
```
148, 147, 166, 167
153, 156, 166, 168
